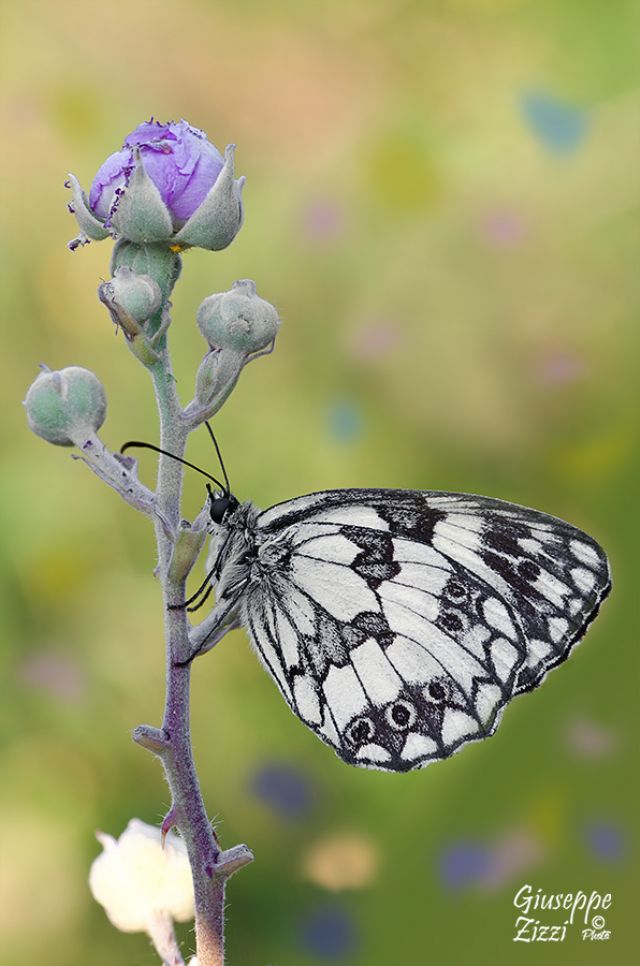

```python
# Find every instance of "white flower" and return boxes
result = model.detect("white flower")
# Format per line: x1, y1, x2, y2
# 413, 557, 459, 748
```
89, 818, 194, 932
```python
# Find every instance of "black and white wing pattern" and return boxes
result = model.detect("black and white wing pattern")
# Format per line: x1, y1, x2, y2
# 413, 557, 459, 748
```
239, 489, 610, 772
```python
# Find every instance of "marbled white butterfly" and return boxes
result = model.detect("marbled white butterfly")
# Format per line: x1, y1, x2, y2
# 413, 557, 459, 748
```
125, 435, 611, 773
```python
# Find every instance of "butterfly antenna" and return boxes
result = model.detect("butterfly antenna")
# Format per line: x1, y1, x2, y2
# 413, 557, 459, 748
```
120, 440, 226, 490
204, 421, 231, 495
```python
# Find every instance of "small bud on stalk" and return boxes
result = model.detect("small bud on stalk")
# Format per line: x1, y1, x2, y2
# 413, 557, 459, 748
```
24, 366, 106, 446
188, 280, 280, 418
194, 349, 244, 409
169, 521, 207, 582
99, 266, 162, 327
197, 279, 280, 353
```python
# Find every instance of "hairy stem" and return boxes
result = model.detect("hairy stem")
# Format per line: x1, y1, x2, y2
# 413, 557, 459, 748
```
142, 347, 251, 966
75, 265, 256, 964
69, 430, 173, 538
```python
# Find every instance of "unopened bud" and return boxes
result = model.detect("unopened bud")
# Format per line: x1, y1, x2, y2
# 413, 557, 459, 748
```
101, 266, 162, 325
24, 366, 107, 446
196, 279, 280, 353
194, 349, 243, 408
169, 521, 207, 581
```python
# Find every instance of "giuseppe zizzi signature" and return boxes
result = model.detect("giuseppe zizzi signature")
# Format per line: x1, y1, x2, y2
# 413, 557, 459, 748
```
513, 884, 612, 942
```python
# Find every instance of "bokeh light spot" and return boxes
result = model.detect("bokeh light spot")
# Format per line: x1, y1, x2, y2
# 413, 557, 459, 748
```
480, 208, 528, 248
347, 318, 403, 362
564, 714, 617, 759
301, 832, 379, 891
520, 91, 589, 154
327, 399, 363, 443
439, 842, 492, 889
248, 761, 315, 820
18, 651, 86, 703
585, 820, 626, 863
301, 199, 346, 244
364, 133, 441, 210
298, 903, 358, 960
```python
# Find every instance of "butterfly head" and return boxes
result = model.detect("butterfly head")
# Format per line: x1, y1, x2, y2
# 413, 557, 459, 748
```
207, 484, 239, 525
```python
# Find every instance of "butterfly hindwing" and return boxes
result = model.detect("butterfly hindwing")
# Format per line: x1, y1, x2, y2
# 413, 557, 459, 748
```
239, 489, 610, 772
421, 494, 611, 695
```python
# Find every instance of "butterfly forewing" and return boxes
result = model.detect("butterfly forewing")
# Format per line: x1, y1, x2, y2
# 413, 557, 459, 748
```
237, 489, 610, 772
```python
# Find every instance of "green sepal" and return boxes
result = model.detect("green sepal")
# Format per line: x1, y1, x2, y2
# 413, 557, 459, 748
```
174, 145, 245, 251
110, 149, 174, 244
66, 173, 110, 242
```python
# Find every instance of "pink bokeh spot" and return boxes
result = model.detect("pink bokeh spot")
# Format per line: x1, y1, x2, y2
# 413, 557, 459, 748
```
19, 651, 86, 703
348, 318, 403, 361
301, 199, 346, 243
480, 208, 528, 248
535, 349, 586, 387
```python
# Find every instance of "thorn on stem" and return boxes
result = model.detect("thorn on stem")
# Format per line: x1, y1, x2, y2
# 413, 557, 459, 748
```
161, 806, 181, 847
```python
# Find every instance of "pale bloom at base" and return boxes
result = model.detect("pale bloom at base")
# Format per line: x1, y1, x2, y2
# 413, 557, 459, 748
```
89, 818, 194, 932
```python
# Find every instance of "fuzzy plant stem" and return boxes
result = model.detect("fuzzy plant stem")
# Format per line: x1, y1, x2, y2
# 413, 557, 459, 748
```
131, 348, 252, 966
32, 160, 278, 963
48, 244, 273, 964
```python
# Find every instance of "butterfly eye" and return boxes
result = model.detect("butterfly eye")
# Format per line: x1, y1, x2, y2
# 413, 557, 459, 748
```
427, 682, 446, 702
346, 717, 375, 746
208, 493, 238, 525
386, 700, 416, 730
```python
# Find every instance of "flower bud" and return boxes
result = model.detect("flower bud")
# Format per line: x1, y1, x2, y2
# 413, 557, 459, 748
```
24, 366, 107, 446
168, 521, 207, 582
194, 349, 243, 408
67, 119, 245, 252
89, 819, 194, 933
100, 267, 162, 325
197, 279, 280, 353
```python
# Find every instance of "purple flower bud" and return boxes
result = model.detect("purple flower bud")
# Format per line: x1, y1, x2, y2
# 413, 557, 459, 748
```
67, 119, 245, 251
90, 120, 225, 228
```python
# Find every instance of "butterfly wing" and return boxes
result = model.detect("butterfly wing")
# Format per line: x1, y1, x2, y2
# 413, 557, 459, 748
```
240, 489, 610, 772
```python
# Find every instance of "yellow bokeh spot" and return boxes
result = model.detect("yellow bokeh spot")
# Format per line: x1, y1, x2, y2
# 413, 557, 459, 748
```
300, 832, 379, 891
551, 430, 633, 485
527, 791, 566, 847
365, 135, 442, 211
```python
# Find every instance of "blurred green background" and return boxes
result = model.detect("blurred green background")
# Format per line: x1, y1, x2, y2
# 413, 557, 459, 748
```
1, 0, 638, 963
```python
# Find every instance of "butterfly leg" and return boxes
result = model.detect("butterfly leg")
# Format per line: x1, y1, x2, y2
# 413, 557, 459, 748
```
175, 604, 241, 667
186, 582, 213, 612
168, 565, 217, 611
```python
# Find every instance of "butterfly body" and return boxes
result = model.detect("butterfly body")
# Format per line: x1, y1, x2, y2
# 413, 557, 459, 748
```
204, 488, 610, 773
